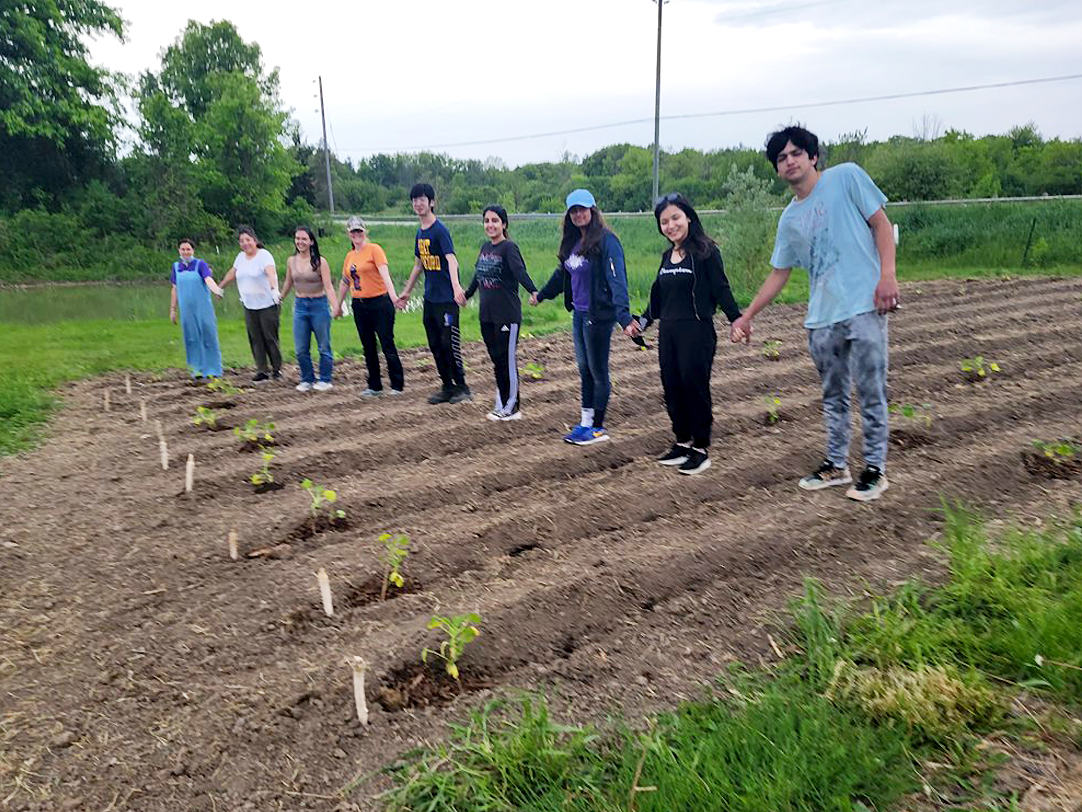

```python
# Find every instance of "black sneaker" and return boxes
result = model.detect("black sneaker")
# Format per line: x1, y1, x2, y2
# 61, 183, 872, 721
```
658, 443, 691, 466
252, 371, 270, 383
448, 386, 473, 404
798, 460, 852, 491
428, 387, 454, 404
846, 466, 889, 502
678, 448, 711, 475
272, 370, 283, 381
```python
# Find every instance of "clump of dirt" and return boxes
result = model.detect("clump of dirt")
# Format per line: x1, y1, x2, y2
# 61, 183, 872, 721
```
891, 429, 935, 450
376, 661, 493, 712
1021, 449, 1082, 480
286, 513, 351, 542
253, 481, 285, 494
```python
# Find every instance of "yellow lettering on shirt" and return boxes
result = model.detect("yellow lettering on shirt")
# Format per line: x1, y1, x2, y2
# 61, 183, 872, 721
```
418, 238, 442, 271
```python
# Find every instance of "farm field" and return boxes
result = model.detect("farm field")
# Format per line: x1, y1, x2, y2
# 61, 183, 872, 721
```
2, 276, 1081, 811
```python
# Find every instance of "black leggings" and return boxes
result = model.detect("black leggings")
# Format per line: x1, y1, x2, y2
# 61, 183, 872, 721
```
658, 319, 716, 448
351, 294, 404, 391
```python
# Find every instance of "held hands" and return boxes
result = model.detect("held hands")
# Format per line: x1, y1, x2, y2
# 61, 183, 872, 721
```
729, 315, 753, 344
874, 277, 901, 315
623, 321, 641, 339
453, 286, 467, 307
271, 289, 282, 306
394, 292, 409, 311
169, 310, 177, 325
528, 292, 540, 307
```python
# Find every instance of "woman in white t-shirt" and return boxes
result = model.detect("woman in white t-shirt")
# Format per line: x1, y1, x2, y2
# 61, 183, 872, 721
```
219, 226, 282, 382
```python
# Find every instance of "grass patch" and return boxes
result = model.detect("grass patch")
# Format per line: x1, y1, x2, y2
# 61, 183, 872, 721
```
367, 507, 1082, 812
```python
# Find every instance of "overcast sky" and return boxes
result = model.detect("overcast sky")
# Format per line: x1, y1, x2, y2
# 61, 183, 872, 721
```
89, 0, 1082, 167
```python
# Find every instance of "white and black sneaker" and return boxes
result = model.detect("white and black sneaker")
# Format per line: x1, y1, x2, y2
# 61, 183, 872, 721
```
846, 466, 889, 502
658, 443, 691, 466
485, 410, 503, 421
678, 448, 710, 475
798, 460, 852, 491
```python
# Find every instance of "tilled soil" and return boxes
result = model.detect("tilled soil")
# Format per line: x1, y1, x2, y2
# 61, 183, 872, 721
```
2, 277, 1081, 811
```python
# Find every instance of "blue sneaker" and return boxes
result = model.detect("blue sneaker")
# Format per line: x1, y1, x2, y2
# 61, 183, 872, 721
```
573, 427, 609, 446
563, 425, 590, 444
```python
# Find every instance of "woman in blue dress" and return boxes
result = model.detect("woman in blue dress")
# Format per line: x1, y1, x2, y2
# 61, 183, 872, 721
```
169, 238, 225, 378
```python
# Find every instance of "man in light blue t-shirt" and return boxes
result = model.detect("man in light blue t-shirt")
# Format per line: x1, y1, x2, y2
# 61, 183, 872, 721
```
730, 125, 900, 503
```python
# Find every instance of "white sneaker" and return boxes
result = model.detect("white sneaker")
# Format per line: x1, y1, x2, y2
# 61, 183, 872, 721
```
486, 410, 502, 421
312, 381, 333, 392
499, 410, 522, 421
295, 382, 312, 392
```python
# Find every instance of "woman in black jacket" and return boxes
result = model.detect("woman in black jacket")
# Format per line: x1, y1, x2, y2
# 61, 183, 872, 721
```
643, 193, 742, 475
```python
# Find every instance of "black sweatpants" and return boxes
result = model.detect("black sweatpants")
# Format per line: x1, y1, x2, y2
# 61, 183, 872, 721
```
480, 321, 521, 414
422, 300, 466, 390
658, 318, 716, 448
243, 304, 282, 374
352, 294, 404, 391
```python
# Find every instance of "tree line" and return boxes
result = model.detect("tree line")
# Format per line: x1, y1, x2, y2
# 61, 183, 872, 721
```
2, 1, 1080, 273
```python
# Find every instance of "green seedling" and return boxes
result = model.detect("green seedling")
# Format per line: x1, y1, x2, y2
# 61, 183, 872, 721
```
1031, 439, 1078, 462
523, 361, 545, 380
763, 339, 782, 361
299, 479, 346, 522
422, 612, 481, 681
765, 395, 782, 425
205, 377, 242, 396
889, 402, 934, 428
192, 405, 218, 429
250, 450, 275, 486
960, 356, 1000, 381
234, 418, 275, 445
378, 532, 410, 600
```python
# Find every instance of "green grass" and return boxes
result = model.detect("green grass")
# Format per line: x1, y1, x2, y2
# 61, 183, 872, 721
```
368, 508, 1082, 812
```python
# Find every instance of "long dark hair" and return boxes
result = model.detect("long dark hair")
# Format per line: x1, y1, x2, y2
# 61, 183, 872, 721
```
653, 193, 717, 261
293, 225, 322, 273
557, 205, 609, 264
482, 204, 509, 238
236, 225, 264, 249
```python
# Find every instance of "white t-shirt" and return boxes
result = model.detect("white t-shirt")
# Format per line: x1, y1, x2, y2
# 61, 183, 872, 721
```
233, 249, 278, 309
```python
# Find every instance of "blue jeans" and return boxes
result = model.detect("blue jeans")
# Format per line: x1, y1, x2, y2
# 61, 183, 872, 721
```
807, 311, 889, 471
571, 310, 614, 427
294, 296, 333, 383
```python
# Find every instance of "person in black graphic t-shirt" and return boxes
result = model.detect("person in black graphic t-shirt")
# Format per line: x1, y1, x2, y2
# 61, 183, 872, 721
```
398, 182, 471, 404
640, 193, 742, 475
464, 205, 538, 422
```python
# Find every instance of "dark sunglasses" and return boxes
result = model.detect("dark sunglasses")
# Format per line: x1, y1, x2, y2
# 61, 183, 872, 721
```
654, 192, 681, 207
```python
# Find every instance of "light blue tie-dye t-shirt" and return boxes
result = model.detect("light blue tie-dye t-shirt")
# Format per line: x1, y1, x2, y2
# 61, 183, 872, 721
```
769, 163, 888, 329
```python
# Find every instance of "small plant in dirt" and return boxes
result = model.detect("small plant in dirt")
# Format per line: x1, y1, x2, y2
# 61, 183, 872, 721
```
250, 450, 275, 487
192, 406, 218, 429
422, 612, 481, 680
889, 402, 934, 428
300, 479, 346, 523
378, 532, 410, 600
234, 418, 275, 446
764, 395, 782, 425
522, 361, 545, 380
1031, 439, 1078, 462
960, 355, 1000, 382
205, 377, 242, 396
763, 339, 782, 361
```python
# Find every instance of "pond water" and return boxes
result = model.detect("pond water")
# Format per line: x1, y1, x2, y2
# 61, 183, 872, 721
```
0, 283, 251, 324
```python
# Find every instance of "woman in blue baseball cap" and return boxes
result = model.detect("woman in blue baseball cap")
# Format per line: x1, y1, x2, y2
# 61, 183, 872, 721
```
531, 189, 637, 445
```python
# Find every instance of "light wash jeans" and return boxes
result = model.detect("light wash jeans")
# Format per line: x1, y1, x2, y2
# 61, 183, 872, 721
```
294, 295, 333, 383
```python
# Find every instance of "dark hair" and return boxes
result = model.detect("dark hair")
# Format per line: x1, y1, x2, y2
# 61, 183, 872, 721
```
409, 182, 436, 203
293, 225, 322, 273
765, 125, 820, 167
178, 237, 196, 249
653, 193, 716, 260
236, 225, 264, 250
558, 205, 609, 263
482, 204, 509, 238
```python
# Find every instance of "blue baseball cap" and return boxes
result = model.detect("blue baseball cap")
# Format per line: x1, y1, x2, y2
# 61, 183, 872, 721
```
565, 189, 596, 210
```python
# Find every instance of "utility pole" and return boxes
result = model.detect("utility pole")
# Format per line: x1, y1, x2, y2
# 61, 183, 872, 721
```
318, 75, 335, 213
651, 0, 665, 204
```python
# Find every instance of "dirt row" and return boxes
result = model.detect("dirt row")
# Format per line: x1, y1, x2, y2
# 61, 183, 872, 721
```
1, 276, 1081, 811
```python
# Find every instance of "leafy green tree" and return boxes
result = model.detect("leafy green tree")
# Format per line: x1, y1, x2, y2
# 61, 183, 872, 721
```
0, 0, 124, 209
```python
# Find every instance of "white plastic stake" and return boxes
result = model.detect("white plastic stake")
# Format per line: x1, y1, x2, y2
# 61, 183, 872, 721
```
184, 454, 195, 492
227, 530, 239, 560
103, 390, 111, 412
349, 656, 369, 725
316, 568, 334, 616
125, 374, 132, 394
154, 419, 164, 442
140, 399, 147, 422
893, 223, 900, 246
159, 438, 169, 470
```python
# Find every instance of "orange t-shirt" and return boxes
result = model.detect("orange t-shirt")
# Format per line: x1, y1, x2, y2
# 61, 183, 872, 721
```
341, 243, 389, 298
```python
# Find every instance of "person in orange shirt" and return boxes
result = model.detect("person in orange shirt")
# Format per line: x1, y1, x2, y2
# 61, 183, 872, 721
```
334, 216, 405, 395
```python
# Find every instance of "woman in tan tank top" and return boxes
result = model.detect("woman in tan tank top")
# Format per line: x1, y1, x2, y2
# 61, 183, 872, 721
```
281, 226, 339, 392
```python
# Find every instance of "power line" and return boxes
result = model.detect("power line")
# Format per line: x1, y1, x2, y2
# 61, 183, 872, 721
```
347, 73, 1082, 154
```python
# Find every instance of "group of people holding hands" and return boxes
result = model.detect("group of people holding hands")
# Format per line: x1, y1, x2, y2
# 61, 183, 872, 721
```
170, 125, 899, 501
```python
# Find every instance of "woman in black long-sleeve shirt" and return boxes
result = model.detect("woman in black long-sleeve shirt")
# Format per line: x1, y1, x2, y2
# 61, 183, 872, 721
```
643, 193, 742, 475
464, 205, 537, 421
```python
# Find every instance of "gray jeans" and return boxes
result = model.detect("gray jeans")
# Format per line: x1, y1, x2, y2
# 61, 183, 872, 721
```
807, 311, 889, 471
